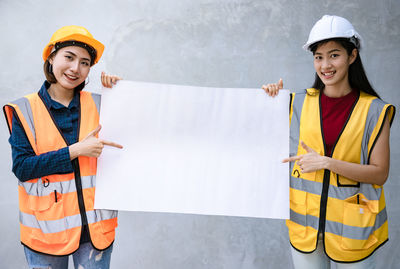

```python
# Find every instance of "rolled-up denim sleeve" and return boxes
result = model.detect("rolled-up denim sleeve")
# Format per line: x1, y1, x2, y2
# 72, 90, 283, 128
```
8, 115, 74, 182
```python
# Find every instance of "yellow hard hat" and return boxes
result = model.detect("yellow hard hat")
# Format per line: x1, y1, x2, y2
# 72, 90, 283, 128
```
42, 25, 104, 64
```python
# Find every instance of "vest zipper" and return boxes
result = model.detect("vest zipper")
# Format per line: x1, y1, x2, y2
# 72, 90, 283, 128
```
317, 91, 360, 248
73, 97, 90, 238
317, 170, 330, 237
317, 93, 329, 240
72, 159, 89, 227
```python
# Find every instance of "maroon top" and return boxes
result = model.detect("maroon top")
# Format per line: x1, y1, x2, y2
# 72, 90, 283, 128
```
320, 90, 358, 156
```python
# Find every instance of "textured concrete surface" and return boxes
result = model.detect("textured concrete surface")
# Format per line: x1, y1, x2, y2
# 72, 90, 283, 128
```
0, 0, 399, 268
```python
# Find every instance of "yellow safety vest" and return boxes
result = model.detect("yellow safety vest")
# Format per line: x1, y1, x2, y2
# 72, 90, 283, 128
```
287, 88, 395, 263
3, 91, 118, 255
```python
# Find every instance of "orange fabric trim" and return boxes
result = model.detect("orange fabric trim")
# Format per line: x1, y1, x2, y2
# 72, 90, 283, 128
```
27, 93, 67, 153
83, 187, 95, 211
78, 92, 99, 176
21, 224, 81, 256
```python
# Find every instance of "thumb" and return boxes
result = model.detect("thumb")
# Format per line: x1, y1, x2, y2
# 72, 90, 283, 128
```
88, 125, 102, 138
300, 140, 313, 153
278, 78, 283, 89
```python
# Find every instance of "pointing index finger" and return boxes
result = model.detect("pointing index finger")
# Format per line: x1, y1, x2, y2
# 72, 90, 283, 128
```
101, 139, 123, 149
282, 155, 302, 163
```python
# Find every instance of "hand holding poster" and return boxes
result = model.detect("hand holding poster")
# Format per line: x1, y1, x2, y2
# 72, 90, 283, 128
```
94, 81, 289, 219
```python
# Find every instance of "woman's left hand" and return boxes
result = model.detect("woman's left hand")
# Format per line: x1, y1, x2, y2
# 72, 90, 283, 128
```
283, 141, 328, 173
101, 72, 123, 88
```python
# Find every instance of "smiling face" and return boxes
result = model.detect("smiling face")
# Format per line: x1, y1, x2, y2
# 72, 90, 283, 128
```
49, 46, 91, 91
313, 40, 357, 95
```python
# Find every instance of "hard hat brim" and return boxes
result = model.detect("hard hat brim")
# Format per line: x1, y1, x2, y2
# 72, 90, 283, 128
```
42, 33, 104, 64
303, 33, 361, 51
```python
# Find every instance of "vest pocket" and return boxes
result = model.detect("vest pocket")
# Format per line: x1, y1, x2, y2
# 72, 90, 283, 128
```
96, 209, 118, 234
341, 193, 378, 250
337, 174, 360, 187
28, 191, 68, 244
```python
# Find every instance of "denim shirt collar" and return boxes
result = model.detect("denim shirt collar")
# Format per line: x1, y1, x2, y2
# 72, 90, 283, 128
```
39, 81, 80, 110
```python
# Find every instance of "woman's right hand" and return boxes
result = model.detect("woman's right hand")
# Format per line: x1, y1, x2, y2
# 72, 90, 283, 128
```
262, 78, 283, 97
69, 125, 123, 160
101, 72, 123, 88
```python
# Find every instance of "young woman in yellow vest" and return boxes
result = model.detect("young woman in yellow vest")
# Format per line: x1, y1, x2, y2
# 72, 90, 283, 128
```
263, 15, 395, 268
4, 26, 123, 268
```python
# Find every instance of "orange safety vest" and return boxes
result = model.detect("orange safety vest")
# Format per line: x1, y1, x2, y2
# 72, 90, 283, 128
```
287, 89, 395, 262
3, 90, 118, 256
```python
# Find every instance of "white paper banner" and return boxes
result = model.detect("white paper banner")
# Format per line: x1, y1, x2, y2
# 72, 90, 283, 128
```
95, 81, 289, 219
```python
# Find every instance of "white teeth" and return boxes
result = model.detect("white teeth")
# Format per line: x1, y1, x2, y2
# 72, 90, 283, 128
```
65, 74, 78, 80
323, 71, 334, 76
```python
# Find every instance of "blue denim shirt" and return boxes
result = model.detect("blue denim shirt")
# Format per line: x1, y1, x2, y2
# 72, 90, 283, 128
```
9, 81, 80, 182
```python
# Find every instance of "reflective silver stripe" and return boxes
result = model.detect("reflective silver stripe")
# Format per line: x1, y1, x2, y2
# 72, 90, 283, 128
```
91, 93, 101, 114
360, 98, 387, 164
290, 209, 319, 230
289, 92, 306, 175
81, 175, 96, 189
325, 208, 387, 240
20, 209, 117, 234
20, 211, 82, 234
290, 176, 322, 196
11, 97, 36, 142
87, 210, 118, 224
290, 91, 306, 157
290, 175, 382, 201
329, 183, 382, 202
19, 175, 96, 196
290, 208, 387, 241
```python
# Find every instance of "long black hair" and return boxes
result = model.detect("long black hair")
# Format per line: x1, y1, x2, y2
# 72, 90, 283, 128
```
310, 38, 380, 98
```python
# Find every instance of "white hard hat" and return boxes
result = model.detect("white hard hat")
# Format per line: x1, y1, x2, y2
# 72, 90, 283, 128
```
303, 15, 362, 51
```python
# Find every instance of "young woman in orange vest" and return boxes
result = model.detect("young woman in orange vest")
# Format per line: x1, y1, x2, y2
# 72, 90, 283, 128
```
4, 25, 123, 268
263, 15, 395, 268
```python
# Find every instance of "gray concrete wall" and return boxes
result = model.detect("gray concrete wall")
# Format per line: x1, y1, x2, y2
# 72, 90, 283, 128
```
0, 0, 399, 268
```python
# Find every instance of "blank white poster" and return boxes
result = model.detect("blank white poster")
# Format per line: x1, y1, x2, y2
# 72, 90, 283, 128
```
95, 81, 289, 219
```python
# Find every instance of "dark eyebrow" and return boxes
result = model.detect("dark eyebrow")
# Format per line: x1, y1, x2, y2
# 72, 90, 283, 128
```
64, 50, 91, 62
328, 49, 341, 53
315, 49, 341, 55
